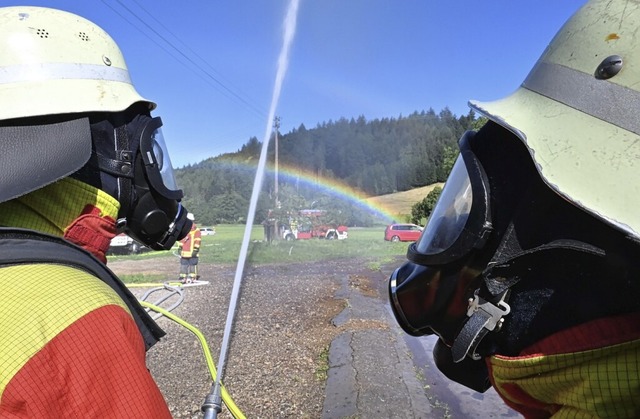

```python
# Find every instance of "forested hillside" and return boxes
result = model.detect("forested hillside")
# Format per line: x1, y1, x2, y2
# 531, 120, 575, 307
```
176, 107, 484, 226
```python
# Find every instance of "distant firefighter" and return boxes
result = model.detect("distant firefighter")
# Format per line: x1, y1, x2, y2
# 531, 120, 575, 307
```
178, 213, 202, 283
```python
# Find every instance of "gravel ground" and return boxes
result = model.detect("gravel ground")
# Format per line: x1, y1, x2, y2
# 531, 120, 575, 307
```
109, 256, 386, 418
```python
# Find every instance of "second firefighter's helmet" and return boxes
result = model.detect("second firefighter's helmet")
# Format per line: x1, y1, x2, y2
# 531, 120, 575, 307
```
469, 0, 640, 240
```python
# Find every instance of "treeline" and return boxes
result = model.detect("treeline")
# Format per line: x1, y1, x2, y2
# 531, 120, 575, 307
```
176, 107, 484, 226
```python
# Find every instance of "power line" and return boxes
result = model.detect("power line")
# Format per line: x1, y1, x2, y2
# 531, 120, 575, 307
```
101, 0, 267, 119
133, 0, 262, 115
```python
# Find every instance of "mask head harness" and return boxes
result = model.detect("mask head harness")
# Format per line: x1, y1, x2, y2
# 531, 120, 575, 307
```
388, 122, 640, 392
74, 106, 191, 250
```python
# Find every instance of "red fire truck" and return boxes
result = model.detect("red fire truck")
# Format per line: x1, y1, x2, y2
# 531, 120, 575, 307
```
279, 209, 348, 241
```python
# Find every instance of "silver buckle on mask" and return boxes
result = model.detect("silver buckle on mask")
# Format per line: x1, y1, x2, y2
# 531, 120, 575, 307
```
451, 289, 510, 363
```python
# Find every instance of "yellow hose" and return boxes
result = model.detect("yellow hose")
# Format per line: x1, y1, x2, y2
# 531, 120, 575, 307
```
127, 281, 185, 288
139, 301, 246, 419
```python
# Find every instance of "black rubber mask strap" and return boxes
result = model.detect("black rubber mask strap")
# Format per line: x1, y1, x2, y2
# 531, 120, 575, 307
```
114, 125, 133, 219
451, 289, 510, 363
451, 239, 607, 363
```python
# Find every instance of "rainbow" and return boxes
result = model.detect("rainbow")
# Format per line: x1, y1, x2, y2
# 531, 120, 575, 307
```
269, 163, 399, 221
199, 158, 400, 221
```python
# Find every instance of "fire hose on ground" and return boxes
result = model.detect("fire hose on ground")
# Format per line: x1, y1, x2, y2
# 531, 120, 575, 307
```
138, 299, 247, 419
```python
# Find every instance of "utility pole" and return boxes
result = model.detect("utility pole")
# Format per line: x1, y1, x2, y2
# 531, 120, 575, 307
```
274, 116, 280, 208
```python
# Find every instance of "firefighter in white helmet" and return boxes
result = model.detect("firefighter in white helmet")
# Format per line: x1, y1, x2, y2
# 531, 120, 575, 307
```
0, 6, 191, 417
390, 0, 640, 417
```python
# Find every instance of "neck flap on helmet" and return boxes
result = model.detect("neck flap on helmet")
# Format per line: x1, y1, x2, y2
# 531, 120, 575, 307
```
0, 116, 92, 204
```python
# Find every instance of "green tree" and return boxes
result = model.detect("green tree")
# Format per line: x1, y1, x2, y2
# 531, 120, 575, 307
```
175, 107, 486, 225
410, 186, 442, 225
439, 145, 459, 179
472, 116, 489, 131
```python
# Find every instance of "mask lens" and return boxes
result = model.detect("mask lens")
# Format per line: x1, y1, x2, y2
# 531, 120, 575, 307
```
149, 126, 179, 192
408, 131, 491, 266
415, 155, 473, 255
152, 140, 164, 171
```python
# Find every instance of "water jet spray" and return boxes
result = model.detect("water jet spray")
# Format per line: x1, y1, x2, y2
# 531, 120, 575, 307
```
201, 1, 300, 417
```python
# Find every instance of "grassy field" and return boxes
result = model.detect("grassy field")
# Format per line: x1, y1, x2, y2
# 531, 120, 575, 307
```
363, 183, 444, 220
108, 183, 445, 275
108, 225, 412, 270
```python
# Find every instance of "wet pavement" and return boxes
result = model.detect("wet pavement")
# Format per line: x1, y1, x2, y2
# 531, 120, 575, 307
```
322, 263, 521, 419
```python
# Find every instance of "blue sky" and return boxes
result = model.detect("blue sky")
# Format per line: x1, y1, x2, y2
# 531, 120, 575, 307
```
9, 1, 585, 167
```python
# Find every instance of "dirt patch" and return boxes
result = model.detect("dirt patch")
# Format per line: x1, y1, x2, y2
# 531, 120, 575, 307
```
348, 273, 377, 298
109, 256, 389, 418
108, 255, 179, 277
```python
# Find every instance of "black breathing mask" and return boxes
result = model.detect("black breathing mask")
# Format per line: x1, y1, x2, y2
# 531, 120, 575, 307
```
389, 131, 497, 392
88, 113, 191, 250
389, 126, 640, 393
390, 131, 493, 339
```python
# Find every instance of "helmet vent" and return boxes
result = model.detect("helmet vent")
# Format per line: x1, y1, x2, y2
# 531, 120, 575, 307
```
36, 28, 48, 39
78, 31, 90, 42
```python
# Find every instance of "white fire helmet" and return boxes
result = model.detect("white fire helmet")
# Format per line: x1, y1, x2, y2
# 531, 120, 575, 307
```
0, 6, 155, 203
469, 0, 640, 240
0, 6, 154, 119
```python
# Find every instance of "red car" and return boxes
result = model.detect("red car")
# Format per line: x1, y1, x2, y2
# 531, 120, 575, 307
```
384, 223, 423, 242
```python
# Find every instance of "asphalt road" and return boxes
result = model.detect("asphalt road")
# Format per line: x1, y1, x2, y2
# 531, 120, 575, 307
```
321, 261, 521, 419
